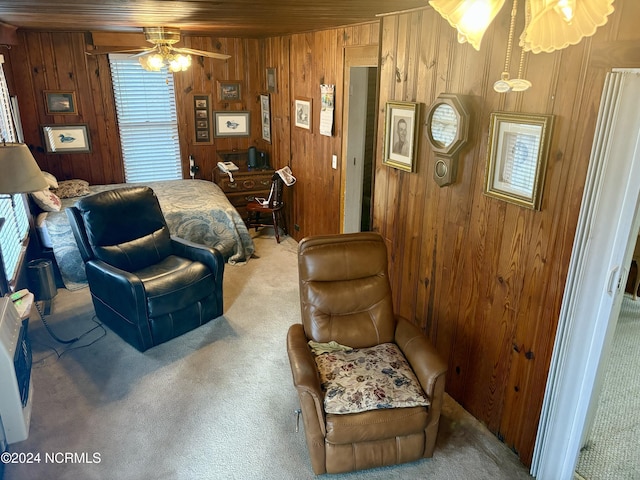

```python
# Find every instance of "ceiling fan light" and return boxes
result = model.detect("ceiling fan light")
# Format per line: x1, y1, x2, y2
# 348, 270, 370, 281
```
521, 0, 615, 53
429, 0, 507, 50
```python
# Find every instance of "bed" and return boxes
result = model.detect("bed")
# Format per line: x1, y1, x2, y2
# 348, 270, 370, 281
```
37, 179, 255, 290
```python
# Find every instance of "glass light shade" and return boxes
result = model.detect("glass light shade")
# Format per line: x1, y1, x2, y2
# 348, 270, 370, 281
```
0, 143, 48, 194
521, 0, 615, 53
168, 54, 191, 72
429, 0, 507, 50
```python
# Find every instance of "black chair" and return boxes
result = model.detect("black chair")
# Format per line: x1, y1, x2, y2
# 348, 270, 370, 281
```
245, 174, 287, 243
66, 186, 224, 351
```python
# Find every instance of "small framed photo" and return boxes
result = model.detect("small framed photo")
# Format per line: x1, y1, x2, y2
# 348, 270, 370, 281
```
260, 93, 272, 143
217, 81, 242, 102
193, 94, 212, 144
42, 124, 91, 153
44, 91, 78, 115
383, 101, 420, 172
484, 112, 555, 210
294, 97, 312, 131
213, 111, 250, 137
266, 68, 277, 93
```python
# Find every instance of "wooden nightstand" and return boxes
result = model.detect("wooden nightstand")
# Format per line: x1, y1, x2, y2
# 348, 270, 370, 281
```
213, 150, 274, 219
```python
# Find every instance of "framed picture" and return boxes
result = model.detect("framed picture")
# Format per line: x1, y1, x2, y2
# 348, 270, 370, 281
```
42, 124, 91, 153
383, 101, 420, 172
213, 111, 250, 137
217, 81, 242, 103
294, 97, 312, 131
484, 112, 555, 210
260, 93, 272, 143
266, 68, 277, 93
193, 94, 212, 144
44, 91, 78, 115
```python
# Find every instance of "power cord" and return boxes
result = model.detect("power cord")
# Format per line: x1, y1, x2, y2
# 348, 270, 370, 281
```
34, 300, 79, 344
32, 314, 106, 366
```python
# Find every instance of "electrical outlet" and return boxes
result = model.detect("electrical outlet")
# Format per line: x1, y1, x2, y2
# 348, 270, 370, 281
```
332, 154, 338, 169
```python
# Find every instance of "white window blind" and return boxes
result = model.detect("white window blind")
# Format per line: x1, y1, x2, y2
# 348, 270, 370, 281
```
0, 59, 29, 284
109, 54, 182, 183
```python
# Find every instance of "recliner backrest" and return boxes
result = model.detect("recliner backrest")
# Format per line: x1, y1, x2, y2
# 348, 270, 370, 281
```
297, 232, 396, 348
69, 186, 172, 272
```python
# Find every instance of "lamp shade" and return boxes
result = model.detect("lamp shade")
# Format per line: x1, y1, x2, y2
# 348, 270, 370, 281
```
0, 143, 48, 194
429, 0, 507, 50
521, 0, 615, 53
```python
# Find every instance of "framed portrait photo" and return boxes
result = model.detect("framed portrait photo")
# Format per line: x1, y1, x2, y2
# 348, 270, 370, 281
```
44, 91, 78, 115
42, 124, 91, 153
383, 101, 420, 172
294, 97, 312, 131
484, 112, 555, 210
213, 111, 250, 137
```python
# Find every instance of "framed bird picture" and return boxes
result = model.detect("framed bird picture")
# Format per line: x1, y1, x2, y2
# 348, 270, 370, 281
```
42, 124, 92, 153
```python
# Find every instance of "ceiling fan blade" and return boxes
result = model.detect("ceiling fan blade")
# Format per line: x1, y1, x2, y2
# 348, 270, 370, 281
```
172, 47, 231, 60
85, 48, 148, 56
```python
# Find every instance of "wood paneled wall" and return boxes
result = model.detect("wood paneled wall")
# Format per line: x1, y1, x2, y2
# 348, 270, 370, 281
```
3, 0, 639, 468
263, 24, 380, 239
4, 32, 266, 185
372, 0, 640, 466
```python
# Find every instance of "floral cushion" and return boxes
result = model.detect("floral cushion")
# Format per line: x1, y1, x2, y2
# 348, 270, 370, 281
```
53, 179, 90, 199
313, 342, 430, 415
30, 189, 62, 212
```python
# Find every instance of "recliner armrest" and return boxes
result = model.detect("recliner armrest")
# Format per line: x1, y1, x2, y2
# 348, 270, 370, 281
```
394, 316, 447, 399
170, 236, 224, 282
286, 324, 326, 430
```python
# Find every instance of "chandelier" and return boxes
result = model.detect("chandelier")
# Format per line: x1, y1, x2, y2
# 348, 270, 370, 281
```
428, 0, 616, 53
138, 45, 192, 72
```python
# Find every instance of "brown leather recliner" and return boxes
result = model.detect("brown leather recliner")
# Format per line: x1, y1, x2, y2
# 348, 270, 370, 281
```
287, 232, 447, 474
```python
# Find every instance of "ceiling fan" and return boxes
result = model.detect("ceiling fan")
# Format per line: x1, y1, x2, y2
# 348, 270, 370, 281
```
96, 26, 231, 72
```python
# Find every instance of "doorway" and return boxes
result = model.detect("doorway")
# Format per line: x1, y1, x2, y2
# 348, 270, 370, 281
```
532, 69, 640, 479
340, 46, 379, 233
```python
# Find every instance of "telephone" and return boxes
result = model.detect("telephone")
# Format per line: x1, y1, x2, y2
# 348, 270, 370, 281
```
217, 161, 239, 173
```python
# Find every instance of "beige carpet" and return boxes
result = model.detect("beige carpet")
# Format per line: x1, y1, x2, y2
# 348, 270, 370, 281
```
575, 295, 640, 480
4, 230, 532, 480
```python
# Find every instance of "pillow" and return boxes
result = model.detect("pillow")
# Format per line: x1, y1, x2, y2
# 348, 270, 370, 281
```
53, 179, 90, 199
30, 189, 62, 212
313, 342, 430, 415
41, 171, 58, 189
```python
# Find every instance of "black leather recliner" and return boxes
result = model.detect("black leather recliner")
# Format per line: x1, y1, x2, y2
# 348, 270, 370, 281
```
67, 186, 224, 352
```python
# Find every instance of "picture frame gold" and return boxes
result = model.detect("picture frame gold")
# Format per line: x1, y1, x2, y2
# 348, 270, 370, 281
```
383, 101, 420, 172
44, 91, 78, 115
294, 97, 312, 131
484, 112, 555, 210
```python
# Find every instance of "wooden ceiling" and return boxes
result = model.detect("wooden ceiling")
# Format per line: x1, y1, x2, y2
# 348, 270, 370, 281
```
0, 0, 430, 38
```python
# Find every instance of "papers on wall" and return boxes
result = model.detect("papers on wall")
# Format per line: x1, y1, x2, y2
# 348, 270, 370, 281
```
320, 84, 335, 137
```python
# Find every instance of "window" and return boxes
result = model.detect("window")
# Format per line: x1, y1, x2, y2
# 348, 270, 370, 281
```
0, 59, 29, 287
109, 54, 182, 183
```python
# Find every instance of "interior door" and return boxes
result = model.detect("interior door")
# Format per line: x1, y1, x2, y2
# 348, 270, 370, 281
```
532, 69, 640, 479
340, 46, 378, 233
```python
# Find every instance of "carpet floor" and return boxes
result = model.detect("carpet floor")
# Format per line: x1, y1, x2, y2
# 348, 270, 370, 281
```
575, 295, 640, 480
4, 231, 532, 480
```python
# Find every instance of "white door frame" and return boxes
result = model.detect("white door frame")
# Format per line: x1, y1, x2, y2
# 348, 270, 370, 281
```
532, 69, 640, 479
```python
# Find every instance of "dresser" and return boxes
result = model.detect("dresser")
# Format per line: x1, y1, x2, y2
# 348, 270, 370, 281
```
213, 150, 274, 219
